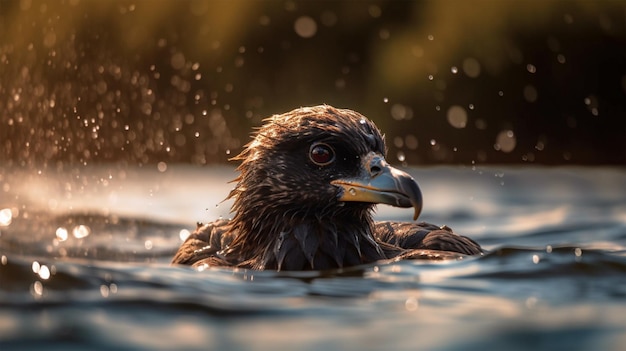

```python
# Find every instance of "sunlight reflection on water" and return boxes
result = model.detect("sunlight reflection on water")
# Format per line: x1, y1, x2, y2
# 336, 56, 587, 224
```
1, 165, 625, 350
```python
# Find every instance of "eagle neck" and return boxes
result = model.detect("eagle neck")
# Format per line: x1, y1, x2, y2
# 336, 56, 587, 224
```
228, 206, 386, 271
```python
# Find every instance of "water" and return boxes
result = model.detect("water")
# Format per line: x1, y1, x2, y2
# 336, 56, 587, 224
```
1, 165, 625, 351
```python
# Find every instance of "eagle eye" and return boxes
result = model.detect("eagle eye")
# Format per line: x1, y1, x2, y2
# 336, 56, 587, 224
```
309, 142, 335, 166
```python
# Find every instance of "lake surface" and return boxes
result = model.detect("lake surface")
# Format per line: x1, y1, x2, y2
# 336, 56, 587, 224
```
1, 165, 625, 351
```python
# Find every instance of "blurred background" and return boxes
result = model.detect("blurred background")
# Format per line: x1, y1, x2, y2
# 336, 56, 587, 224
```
1, 0, 624, 168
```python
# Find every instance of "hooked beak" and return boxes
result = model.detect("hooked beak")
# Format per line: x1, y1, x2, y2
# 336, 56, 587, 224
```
330, 152, 423, 220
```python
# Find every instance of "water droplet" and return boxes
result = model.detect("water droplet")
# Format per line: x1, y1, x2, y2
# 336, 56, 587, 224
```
405, 297, 419, 311
38, 265, 50, 280
523, 85, 538, 103
32, 281, 43, 297
526, 64, 537, 73
383, 97, 389, 103
525, 296, 538, 309
535, 141, 545, 151
563, 152, 572, 161
72, 225, 91, 239
462, 57, 481, 78
405, 135, 418, 150
397, 151, 406, 162
583, 95, 599, 116
144, 240, 153, 250
468, 104, 475, 110
32, 261, 40, 274
157, 162, 167, 172
348, 188, 357, 196
394, 136, 404, 148
446, 105, 468, 129
379, 28, 390, 40
55, 227, 68, 241
430, 139, 436, 146
532, 255, 540, 264
427, 34, 434, 41
170, 52, 186, 70
368, 4, 382, 18
494, 130, 516, 153
574, 247, 582, 257
100, 285, 110, 298
451, 66, 458, 74
294, 16, 317, 38
0, 208, 12, 226
179, 229, 191, 242
390, 104, 412, 120
428, 75, 434, 81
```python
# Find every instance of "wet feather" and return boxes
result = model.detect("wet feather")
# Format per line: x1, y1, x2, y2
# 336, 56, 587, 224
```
172, 105, 482, 271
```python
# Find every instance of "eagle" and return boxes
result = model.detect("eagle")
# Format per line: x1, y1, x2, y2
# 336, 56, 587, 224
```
172, 105, 482, 271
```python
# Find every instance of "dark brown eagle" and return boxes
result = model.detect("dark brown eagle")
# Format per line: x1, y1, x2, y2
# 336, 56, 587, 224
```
172, 105, 482, 271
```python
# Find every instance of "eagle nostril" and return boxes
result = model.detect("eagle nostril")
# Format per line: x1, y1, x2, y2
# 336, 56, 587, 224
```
367, 154, 387, 177
370, 164, 382, 177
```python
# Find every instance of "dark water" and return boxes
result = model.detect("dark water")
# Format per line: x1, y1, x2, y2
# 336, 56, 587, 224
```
1, 165, 625, 351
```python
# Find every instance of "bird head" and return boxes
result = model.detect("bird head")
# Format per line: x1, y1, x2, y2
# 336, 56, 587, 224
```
229, 105, 422, 222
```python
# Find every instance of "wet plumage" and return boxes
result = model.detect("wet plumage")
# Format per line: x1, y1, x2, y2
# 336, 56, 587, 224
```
172, 105, 482, 271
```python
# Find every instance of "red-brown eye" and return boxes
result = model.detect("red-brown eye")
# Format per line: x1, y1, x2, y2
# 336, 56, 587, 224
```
309, 143, 335, 166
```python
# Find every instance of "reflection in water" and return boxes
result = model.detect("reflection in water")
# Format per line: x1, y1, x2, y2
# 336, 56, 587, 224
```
494, 206, 569, 234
